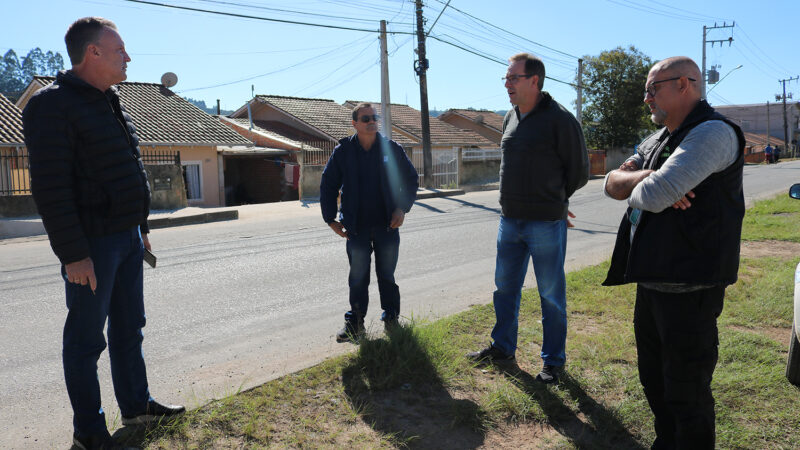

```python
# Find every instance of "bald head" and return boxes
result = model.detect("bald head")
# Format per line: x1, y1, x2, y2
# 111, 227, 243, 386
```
644, 56, 703, 131
651, 56, 701, 97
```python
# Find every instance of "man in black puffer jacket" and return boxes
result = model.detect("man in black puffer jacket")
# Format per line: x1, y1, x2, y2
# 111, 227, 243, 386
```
23, 17, 183, 449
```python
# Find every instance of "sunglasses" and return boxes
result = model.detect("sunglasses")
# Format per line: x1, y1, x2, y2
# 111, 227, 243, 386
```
358, 114, 381, 123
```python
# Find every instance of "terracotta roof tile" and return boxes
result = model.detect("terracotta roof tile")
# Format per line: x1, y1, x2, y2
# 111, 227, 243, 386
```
0, 93, 24, 145
33, 77, 251, 145
255, 95, 354, 140
445, 108, 505, 132
345, 101, 495, 147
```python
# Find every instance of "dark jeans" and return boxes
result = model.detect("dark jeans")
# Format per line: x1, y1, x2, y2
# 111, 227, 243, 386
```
345, 226, 400, 324
62, 227, 151, 435
634, 285, 724, 450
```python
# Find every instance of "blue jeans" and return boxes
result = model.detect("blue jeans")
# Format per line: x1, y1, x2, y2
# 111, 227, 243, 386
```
62, 227, 151, 435
345, 226, 400, 323
491, 216, 568, 366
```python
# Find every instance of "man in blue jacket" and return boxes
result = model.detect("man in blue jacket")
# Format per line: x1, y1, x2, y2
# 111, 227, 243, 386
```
320, 103, 418, 342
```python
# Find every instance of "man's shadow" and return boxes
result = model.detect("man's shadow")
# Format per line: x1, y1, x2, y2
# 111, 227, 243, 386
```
497, 364, 645, 449
341, 325, 487, 449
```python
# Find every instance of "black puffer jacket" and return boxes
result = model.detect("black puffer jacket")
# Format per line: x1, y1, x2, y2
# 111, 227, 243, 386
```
23, 70, 150, 264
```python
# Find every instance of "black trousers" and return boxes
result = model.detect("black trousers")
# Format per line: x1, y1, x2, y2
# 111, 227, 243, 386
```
634, 285, 724, 450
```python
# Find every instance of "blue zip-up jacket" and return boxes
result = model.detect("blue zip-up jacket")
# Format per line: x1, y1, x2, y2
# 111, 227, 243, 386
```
320, 133, 418, 232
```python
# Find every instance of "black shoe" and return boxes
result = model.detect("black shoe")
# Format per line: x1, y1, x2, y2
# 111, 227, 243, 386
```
73, 430, 122, 450
383, 317, 400, 333
121, 399, 185, 426
536, 364, 561, 384
467, 343, 515, 364
336, 321, 364, 343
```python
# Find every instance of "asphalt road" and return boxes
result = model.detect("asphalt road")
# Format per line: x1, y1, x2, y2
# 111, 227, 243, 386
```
1, 161, 799, 448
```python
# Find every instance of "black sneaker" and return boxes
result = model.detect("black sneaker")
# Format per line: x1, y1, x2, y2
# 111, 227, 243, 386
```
536, 364, 562, 384
72, 430, 122, 450
467, 343, 515, 363
336, 321, 364, 343
121, 399, 185, 426
383, 317, 400, 333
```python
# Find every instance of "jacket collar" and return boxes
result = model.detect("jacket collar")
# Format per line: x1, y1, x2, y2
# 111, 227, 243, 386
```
671, 99, 716, 137
56, 70, 120, 98
514, 91, 553, 120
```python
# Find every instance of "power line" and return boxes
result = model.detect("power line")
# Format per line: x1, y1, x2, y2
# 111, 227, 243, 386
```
191, 0, 413, 26
431, 0, 580, 60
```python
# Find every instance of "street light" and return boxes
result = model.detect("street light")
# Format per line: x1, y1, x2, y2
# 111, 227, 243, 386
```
706, 64, 744, 95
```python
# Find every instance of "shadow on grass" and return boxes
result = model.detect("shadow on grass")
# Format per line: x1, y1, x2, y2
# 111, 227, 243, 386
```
341, 324, 487, 449
499, 365, 645, 449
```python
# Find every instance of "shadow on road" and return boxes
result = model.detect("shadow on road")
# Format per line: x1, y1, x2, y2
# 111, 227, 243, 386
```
499, 365, 646, 449
341, 325, 486, 449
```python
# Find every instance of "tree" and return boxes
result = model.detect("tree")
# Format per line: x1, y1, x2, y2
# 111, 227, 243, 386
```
0, 48, 64, 101
579, 46, 657, 149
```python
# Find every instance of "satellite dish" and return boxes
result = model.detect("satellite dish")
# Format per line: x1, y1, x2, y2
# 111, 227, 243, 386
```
160, 72, 178, 88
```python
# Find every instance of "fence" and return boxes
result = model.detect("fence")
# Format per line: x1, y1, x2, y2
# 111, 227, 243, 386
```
299, 140, 336, 166
462, 148, 501, 161
0, 147, 31, 195
412, 147, 459, 189
141, 149, 181, 165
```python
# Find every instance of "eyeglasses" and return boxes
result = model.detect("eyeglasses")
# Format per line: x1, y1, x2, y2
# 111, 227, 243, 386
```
644, 76, 696, 98
358, 114, 380, 123
501, 74, 534, 83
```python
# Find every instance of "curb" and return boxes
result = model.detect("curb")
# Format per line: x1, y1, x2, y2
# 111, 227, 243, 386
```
147, 210, 239, 229
416, 189, 465, 199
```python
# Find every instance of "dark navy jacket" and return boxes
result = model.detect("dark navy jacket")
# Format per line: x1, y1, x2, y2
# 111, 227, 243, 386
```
320, 133, 418, 233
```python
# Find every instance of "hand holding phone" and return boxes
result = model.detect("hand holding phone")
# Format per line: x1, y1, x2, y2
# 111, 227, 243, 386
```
143, 248, 157, 268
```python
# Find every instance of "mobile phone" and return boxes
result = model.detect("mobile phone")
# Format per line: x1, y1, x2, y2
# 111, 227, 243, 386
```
143, 248, 157, 268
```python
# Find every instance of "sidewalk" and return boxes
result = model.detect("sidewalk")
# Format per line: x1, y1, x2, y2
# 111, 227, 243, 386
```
0, 188, 471, 240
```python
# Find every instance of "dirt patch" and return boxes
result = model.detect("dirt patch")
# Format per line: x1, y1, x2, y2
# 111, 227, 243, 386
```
727, 325, 792, 346
740, 240, 800, 260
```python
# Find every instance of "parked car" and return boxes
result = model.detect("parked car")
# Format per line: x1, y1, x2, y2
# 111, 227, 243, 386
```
787, 183, 800, 386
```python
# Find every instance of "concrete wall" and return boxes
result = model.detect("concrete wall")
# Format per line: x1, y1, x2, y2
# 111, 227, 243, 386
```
145, 164, 187, 210
0, 195, 38, 217
149, 145, 222, 207
300, 165, 324, 199
605, 147, 635, 173
460, 159, 499, 185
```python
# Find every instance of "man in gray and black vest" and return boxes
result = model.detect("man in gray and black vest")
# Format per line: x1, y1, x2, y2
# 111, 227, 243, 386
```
23, 17, 184, 449
603, 56, 745, 449
467, 53, 589, 384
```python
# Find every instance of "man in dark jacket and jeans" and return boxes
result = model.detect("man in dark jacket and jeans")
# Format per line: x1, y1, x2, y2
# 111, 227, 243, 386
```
23, 17, 183, 449
320, 103, 418, 342
468, 53, 589, 384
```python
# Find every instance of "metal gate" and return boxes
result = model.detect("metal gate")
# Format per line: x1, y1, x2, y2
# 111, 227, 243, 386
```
412, 146, 459, 189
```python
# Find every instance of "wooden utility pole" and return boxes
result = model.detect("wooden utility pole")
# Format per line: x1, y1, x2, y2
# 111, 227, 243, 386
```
379, 20, 392, 140
415, 0, 433, 187
576, 58, 583, 124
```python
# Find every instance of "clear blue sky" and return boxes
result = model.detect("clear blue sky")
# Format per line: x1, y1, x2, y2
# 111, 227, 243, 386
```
3, 0, 798, 114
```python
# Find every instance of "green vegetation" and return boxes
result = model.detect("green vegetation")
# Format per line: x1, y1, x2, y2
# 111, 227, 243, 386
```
128, 196, 800, 448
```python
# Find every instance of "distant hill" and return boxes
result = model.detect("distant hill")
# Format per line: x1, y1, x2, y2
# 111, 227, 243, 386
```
184, 97, 233, 116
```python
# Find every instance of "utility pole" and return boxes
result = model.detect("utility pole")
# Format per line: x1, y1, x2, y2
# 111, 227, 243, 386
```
701, 22, 734, 99
777, 76, 798, 157
379, 20, 392, 140
576, 58, 583, 125
415, 0, 433, 188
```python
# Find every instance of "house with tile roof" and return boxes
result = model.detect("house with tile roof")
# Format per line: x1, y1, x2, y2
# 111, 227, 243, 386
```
0, 93, 30, 201
17, 76, 255, 207
343, 101, 498, 187
438, 108, 505, 145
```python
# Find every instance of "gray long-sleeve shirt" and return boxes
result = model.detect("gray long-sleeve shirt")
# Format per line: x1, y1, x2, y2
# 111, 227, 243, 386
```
626, 120, 739, 211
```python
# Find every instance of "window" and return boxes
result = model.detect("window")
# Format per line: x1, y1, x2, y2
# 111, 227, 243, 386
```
182, 161, 203, 201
